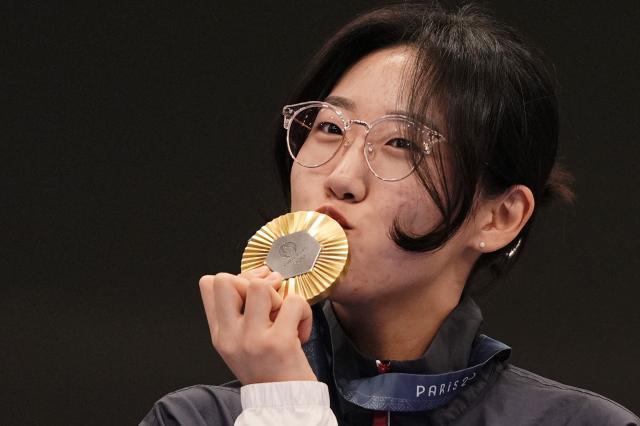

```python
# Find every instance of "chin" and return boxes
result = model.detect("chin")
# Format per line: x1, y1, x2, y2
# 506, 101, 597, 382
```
326, 275, 376, 307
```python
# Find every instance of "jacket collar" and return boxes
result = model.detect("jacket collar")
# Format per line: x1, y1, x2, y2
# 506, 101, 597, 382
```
323, 296, 484, 376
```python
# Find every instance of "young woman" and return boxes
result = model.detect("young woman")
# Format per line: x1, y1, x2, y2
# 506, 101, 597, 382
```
142, 4, 639, 425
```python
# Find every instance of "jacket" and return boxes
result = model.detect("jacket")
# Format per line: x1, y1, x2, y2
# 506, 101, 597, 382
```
141, 297, 639, 425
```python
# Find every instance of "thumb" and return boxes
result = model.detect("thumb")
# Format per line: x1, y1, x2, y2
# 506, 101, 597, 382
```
297, 300, 313, 344
273, 294, 313, 344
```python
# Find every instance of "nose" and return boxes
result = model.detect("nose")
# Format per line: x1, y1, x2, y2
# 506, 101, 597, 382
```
324, 126, 368, 202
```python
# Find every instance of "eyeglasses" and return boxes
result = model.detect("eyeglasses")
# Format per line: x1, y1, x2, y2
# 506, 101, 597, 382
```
282, 101, 445, 182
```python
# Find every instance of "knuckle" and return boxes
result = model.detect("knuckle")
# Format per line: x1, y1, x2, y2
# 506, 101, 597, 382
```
214, 272, 234, 283
199, 275, 214, 290
241, 324, 261, 341
213, 273, 239, 290
285, 294, 306, 308
247, 279, 268, 294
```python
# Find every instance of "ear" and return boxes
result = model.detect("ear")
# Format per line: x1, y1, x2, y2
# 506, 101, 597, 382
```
470, 185, 535, 253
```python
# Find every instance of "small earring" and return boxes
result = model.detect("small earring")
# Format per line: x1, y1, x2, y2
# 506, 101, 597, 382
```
479, 241, 486, 249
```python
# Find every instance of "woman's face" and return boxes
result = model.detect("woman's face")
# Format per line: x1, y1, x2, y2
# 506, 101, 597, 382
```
290, 46, 476, 306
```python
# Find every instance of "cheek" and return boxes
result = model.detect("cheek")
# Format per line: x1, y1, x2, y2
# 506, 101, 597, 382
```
380, 183, 440, 236
289, 166, 302, 209
290, 165, 323, 211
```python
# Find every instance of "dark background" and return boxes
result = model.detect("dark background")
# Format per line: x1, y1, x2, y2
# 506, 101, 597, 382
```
3, 1, 639, 424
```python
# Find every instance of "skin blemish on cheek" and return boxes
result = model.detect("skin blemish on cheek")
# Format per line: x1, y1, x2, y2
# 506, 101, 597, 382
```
381, 183, 439, 238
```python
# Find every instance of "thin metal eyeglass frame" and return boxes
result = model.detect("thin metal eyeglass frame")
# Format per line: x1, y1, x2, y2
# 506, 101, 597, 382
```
282, 101, 445, 182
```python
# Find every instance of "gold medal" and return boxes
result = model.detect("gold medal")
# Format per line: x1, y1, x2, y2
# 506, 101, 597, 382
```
241, 211, 349, 305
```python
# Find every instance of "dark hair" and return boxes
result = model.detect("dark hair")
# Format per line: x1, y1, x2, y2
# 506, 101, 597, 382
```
274, 2, 574, 288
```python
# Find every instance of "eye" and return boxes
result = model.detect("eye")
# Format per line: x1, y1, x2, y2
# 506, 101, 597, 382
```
317, 122, 343, 135
386, 138, 416, 150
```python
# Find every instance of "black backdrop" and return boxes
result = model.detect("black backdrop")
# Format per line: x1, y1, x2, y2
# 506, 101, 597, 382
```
4, 1, 639, 424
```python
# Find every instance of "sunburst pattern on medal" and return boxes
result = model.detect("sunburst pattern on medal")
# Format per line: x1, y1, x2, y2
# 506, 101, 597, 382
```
241, 211, 349, 305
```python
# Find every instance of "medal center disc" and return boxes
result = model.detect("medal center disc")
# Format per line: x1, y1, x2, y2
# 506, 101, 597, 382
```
265, 231, 321, 279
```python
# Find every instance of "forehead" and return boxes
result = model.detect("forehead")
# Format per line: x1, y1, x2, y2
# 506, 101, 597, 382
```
328, 46, 415, 118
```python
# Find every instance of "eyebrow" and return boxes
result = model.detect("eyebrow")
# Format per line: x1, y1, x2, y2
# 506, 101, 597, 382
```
324, 95, 356, 111
323, 95, 443, 135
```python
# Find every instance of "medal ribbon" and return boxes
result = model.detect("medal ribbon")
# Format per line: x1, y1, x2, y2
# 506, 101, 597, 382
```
303, 305, 511, 413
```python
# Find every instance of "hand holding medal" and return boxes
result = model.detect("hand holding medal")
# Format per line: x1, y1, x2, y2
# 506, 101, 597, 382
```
199, 210, 348, 384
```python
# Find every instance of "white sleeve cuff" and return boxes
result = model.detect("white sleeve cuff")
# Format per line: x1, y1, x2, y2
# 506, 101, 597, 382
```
241, 381, 331, 408
235, 381, 337, 426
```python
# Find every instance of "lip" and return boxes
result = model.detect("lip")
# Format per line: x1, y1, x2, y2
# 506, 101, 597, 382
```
315, 205, 353, 230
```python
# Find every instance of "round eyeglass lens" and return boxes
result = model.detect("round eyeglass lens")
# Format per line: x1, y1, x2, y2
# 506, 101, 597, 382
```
287, 105, 345, 167
365, 119, 425, 181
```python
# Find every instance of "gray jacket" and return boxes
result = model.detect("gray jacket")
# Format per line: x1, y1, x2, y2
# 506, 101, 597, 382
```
141, 298, 639, 425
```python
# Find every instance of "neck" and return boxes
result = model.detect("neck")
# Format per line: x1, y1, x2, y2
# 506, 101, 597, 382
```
331, 283, 463, 361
